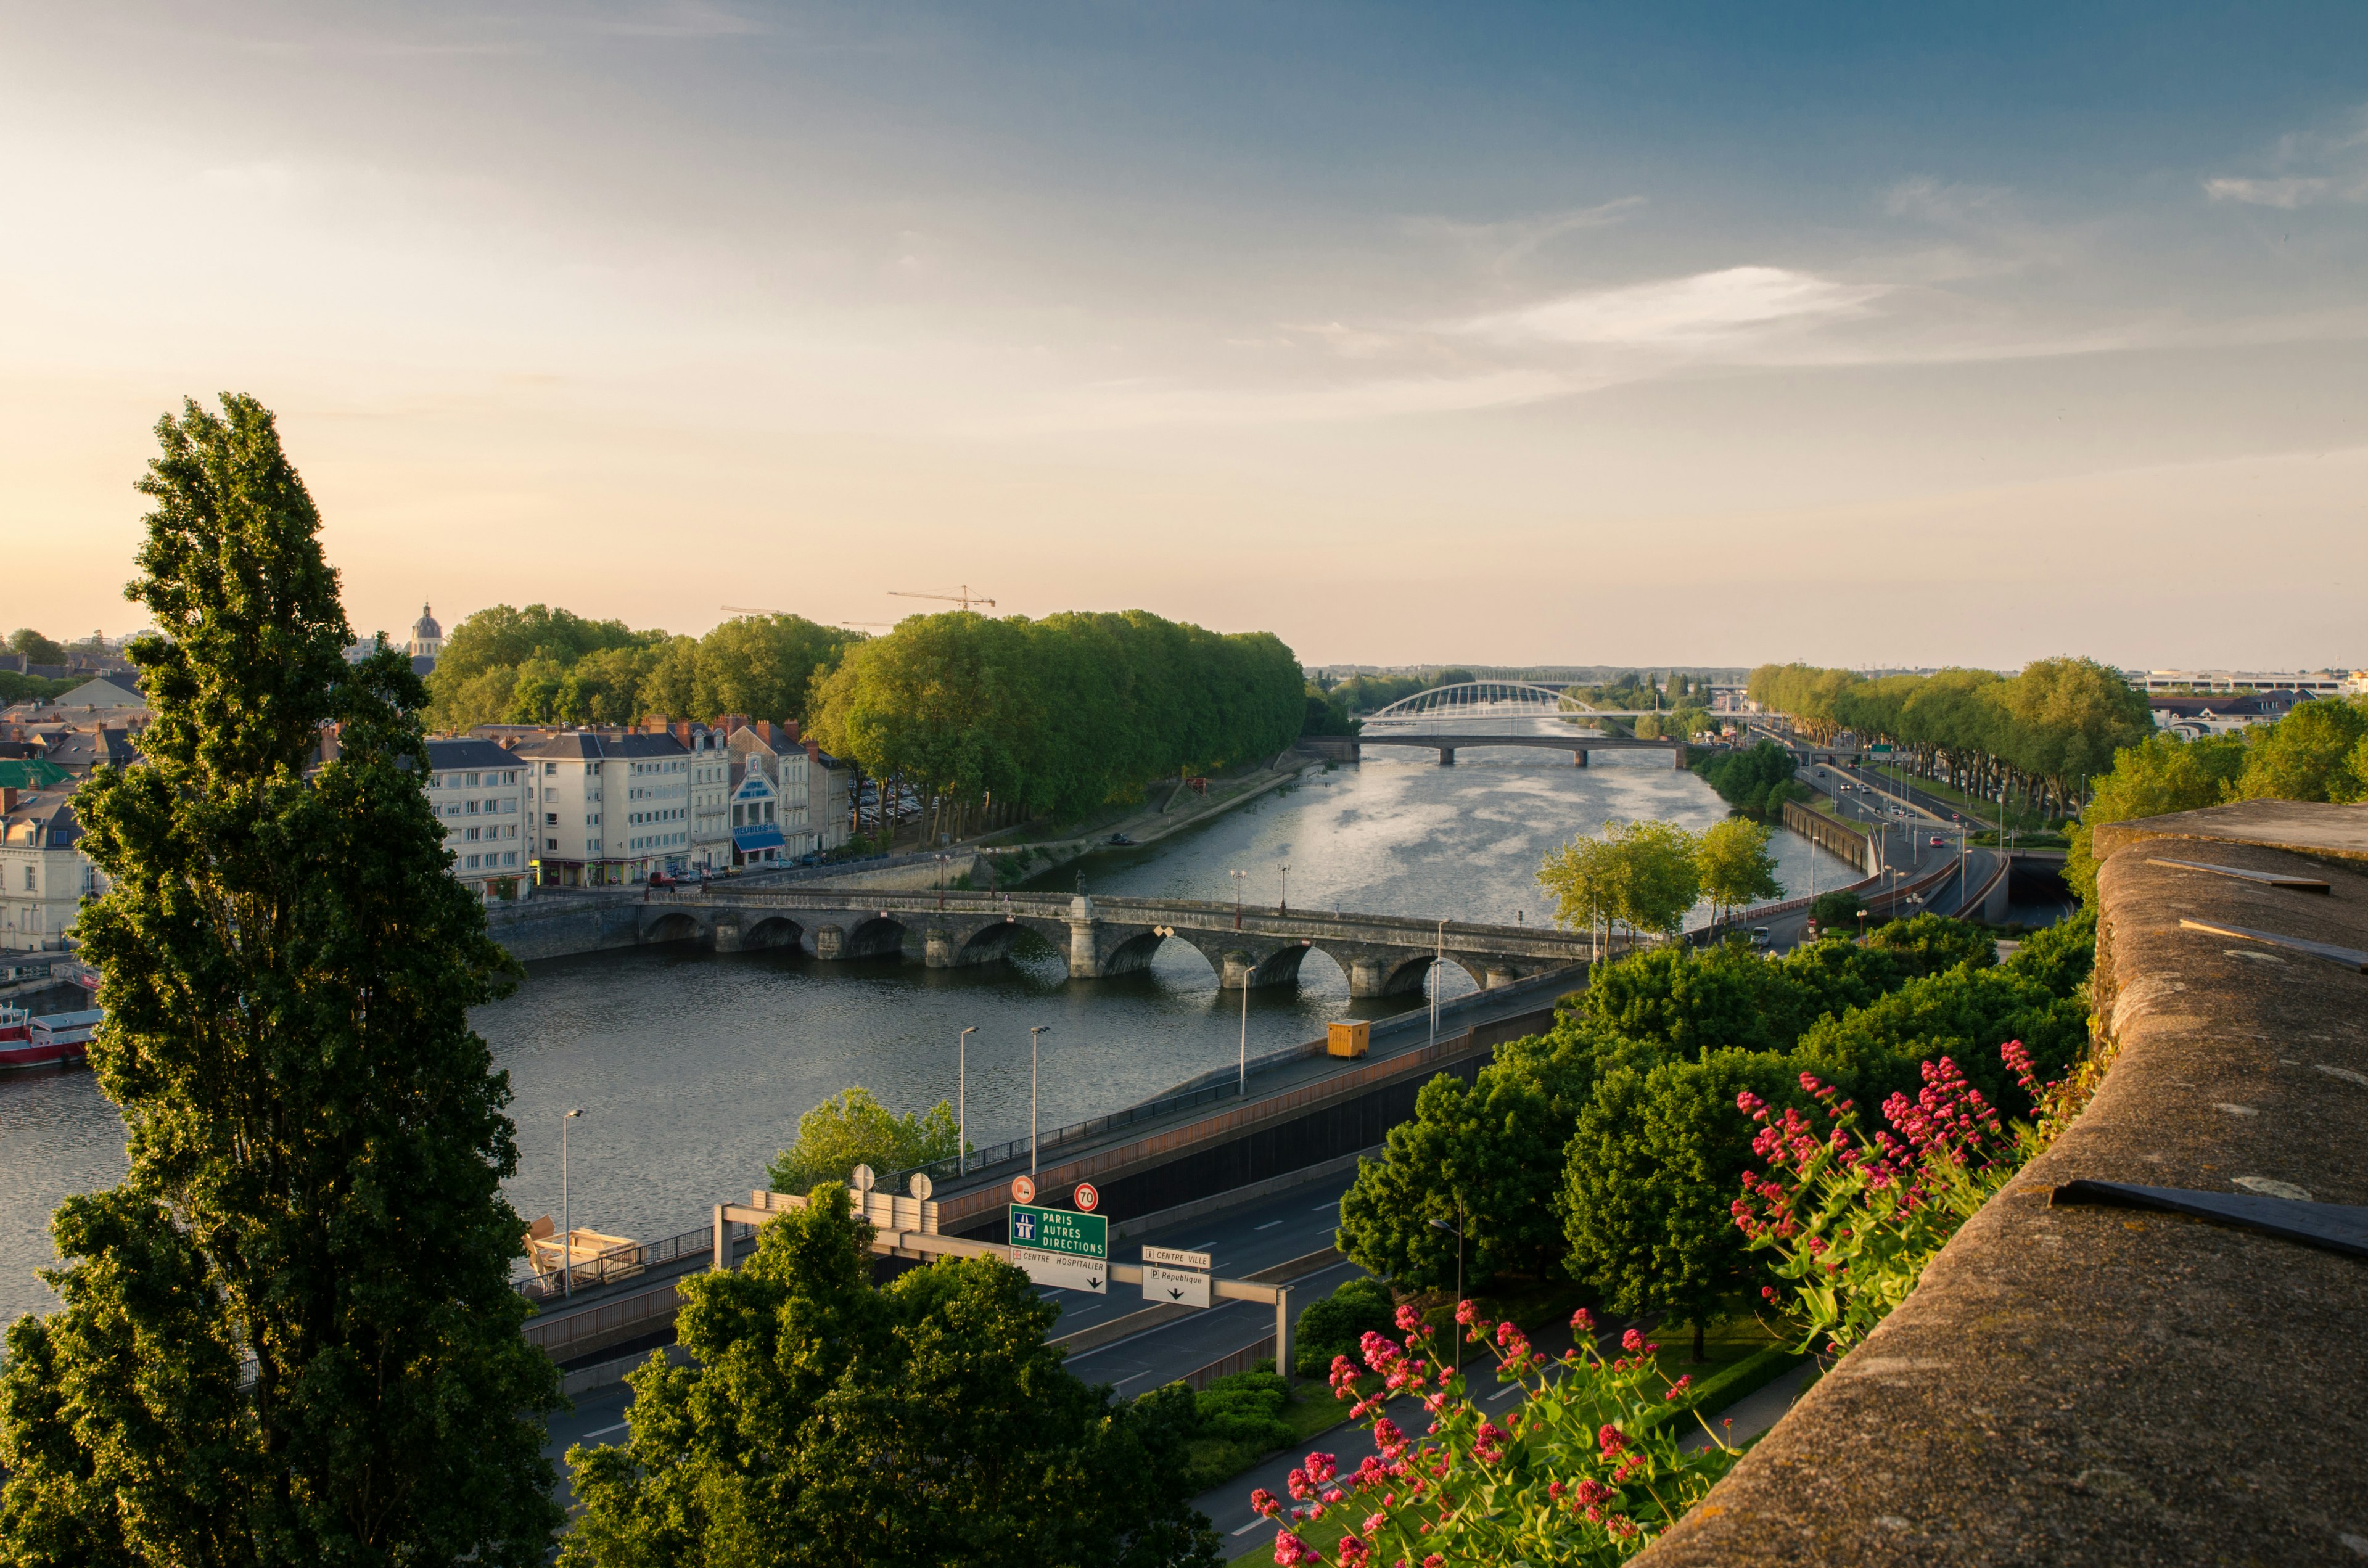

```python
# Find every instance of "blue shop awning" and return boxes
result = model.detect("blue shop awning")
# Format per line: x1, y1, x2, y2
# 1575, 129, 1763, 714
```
733, 825, 786, 852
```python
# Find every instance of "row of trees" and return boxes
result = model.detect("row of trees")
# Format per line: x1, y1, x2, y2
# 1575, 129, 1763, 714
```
425, 604, 860, 734
807, 609, 1305, 826
1536, 815, 1785, 953
1691, 739, 1806, 818
1748, 657, 2151, 821
1336, 912, 2097, 1360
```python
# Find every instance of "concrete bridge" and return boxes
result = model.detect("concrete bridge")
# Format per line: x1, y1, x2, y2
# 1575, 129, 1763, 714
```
1302, 732, 1687, 768
635, 885, 1591, 998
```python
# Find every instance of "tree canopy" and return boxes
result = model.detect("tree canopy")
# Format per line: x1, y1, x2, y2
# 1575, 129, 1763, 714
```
0, 394, 560, 1567
765, 1087, 962, 1194
424, 606, 859, 733
1747, 657, 2151, 821
562, 1185, 1219, 1568
807, 609, 1304, 822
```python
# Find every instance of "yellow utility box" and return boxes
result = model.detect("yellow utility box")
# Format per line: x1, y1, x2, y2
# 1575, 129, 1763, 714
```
1327, 1020, 1371, 1059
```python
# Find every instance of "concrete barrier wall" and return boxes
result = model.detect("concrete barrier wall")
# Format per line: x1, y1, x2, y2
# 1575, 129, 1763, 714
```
483, 897, 646, 963
1782, 798, 1876, 875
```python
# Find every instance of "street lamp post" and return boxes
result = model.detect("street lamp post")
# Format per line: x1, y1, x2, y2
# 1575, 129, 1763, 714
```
1238, 968, 1250, 1096
958, 1025, 976, 1174
1029, 1026, 1049, 1173
1231, 868, 1246, 929
1428, 1194, 1466, 1374
1430, 919, 1445, 1049
561, 1107, 583, 1299
1027, 1028, 1046, 1175
1280, 863, 1289, 913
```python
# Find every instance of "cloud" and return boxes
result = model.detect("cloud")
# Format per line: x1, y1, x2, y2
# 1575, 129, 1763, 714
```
2203, 105, 2368, 207
1460, 266, 1883, 348
1400, 200, 1648, 274
2205, 175, 2340, 208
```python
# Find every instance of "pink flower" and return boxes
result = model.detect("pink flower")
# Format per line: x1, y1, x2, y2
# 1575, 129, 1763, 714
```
1396, 1303, 1424, 1332
1573, 1477, 1613, 1507
1453, 1299, 1478, 1326
1373, 1417, 1405, 1450
1424, 1557, 1445, 1568
1287, 1467, 1312, 1501
1273, 1529, 1315, 1566
1548, 1480, 1566, 1499
1305, 1452, 1339, 1485
1569, 1307, 1594, 1332
1621, 1329, 1646, 1353
1597, 1424, 1627, 1458
1664, 1374, 1693, 1402
1251, 1488, 1280, 1518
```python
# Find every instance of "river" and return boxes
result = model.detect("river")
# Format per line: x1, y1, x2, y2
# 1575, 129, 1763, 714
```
1, 734, 1863, 1326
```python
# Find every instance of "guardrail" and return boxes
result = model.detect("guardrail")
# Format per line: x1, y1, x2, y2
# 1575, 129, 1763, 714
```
514, 1221, 733, 1302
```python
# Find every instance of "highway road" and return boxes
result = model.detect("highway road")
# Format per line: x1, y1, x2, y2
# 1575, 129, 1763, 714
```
541, 1170, 1370, 1495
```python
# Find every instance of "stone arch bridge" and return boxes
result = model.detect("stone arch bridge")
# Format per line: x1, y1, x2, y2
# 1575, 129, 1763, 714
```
636, 887, 1590, 999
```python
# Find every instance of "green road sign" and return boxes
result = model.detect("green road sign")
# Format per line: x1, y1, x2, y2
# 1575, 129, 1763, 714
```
1868, 744, 1893, 754
1008, 1204, 1107, 1260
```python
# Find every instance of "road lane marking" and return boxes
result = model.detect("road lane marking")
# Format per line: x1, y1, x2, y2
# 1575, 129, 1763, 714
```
1310, 1201, 1337, 1210
585, 1422, 630, 1438
1255, 1220, 1283, 1231
1232, 1519, 1275, 1537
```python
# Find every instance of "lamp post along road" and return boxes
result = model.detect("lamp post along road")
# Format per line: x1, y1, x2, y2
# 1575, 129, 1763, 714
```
561, 1107, 583, 1298
1238, 968, 1250, 1096
1029, 1026, 1049, 1173
1429, 919, 1445, 1049
1231, 868, 1246, 930
958, 1025, 976, 1175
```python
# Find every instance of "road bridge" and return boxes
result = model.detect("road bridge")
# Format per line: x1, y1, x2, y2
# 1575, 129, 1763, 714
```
636, 885, 1590, 997
1303, 732, 1687, 768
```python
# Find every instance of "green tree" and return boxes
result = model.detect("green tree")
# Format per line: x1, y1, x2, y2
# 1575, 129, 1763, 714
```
424, 662, 521, 734
1335, 1065, 1568, 1293
1606, 818, 1703, 940
2064, 731, 2245, 906
1696, 816, 1782, 932
0, 394, 560, 1566
2235, 697, 2368, 805
562, 1186, 1219, 1567
692, 613, 857, 726
1561, 1051, 1794, 1362
7, 628, 67, 665
767, 1086, 963, 1194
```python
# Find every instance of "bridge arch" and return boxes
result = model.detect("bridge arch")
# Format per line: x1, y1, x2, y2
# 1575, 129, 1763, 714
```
953, 918, 1046, 967
744, 915, 805, 951
1362, 680, 1606, 722
838, 916, 911, 961
643, 911, 707, 945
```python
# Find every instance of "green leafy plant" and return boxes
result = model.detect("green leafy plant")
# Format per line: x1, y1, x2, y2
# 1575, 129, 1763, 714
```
766, 1086, 961, 1193
1293, 1278, 1400, 1376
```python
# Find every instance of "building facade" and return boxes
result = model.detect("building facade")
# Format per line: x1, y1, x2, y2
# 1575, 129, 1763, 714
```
422, 738, 530, 900
0, 789, 99, 952
520, 730, 692, 887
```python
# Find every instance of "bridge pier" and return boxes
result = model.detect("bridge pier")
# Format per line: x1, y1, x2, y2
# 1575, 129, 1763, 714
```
1571, 750, 1587, 768
813, 922, 845, 961
1486, 965, 1521, 989
712, 917, 745, 954
1673, 742, 1688, 770
1437, 747, 1456, 766
925, 927, 956, 968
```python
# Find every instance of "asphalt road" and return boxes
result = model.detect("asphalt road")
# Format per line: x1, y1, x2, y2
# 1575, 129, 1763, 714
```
540, 1170, 1371, 1493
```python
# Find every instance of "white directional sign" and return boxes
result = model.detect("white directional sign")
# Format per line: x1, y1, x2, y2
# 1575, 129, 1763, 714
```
1142, 1262, 1211, 1309
1140, 1245, 1211, 1270
1014, 1247, 1107, 1294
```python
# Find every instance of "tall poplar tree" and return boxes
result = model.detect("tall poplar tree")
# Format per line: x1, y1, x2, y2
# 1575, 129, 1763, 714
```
0, 395, 562, 1566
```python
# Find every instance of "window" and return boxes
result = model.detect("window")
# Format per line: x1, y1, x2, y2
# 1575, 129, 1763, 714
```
21, 867, 31, 892
544, 762, 556, 776
464, 827, 480, 842
465, 854, 481, 869
504, 771, 517, 784
466, 799, 479, 815
466, 772, 480, 787
504, 852, 517, 866
546, 838, 559, 851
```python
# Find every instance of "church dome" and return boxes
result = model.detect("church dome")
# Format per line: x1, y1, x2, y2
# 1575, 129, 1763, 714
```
412, 603, 441, 642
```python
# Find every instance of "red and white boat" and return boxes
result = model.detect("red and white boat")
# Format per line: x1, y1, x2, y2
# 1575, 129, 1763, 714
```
0, 1004, 102, 1069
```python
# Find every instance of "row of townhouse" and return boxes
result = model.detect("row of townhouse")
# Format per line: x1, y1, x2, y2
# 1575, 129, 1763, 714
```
0, 784, 101, 953
506, 716, 852, 889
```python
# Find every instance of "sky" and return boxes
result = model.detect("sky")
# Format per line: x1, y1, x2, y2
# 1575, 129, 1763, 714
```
3, 2, 2366, 671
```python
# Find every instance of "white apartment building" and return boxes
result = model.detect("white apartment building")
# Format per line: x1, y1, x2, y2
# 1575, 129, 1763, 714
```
688, 727, 735, 872
520, 730, 692, 887
422, 739, 530, 900
2138, 669, 2354, 696
0, 789, 100, 952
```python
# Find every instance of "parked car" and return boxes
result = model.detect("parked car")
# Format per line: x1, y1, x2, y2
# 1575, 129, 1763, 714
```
1749, 926, 1772, 948
1930, 835, 1946, 846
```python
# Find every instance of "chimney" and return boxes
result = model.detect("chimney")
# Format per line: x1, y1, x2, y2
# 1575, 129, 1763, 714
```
754, 720, 776, 747
782, 720, 802, 743
1, 787, 16, 814
673, 720, 692, 745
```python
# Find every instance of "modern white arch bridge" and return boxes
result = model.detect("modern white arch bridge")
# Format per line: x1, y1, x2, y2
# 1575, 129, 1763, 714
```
636, 887, 1592, 998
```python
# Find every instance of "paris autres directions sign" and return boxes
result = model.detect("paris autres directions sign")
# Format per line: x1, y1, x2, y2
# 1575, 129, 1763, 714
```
1008, 1202, 1109, 1294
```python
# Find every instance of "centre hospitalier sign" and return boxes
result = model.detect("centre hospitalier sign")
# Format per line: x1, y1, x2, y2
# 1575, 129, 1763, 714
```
1008, 1204, 1109, 1293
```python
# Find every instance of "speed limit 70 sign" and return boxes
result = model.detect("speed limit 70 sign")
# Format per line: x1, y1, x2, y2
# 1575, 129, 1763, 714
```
1072, 1182, 1100, 1212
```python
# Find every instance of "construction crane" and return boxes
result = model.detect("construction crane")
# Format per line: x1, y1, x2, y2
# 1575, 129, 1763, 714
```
719, 605, 785, 616
888, 584, 997, 610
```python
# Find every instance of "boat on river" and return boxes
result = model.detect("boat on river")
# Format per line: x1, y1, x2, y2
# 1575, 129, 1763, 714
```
0, 1004, 102, 1069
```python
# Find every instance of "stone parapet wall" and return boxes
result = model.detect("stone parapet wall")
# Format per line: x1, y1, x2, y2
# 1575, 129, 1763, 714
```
1639, 801, 2368, 1567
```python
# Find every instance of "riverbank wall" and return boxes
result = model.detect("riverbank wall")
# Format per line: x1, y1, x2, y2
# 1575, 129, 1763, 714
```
1782, 797, 1877, 874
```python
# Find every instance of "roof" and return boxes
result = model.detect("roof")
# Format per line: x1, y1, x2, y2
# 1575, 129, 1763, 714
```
52, 677, 143, 708
0, 758, 71, 790
514, 731, 691, 763
423, 738, 519, 771
413, 603, 440, 639
39, 728, 141, 773
1, 790, 81, 848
